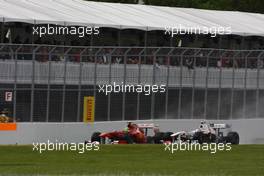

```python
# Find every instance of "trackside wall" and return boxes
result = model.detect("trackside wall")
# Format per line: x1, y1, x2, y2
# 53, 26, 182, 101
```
0, 119, 264, 145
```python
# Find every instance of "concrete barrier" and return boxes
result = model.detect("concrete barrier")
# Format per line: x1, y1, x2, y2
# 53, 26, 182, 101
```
0, 119, 264, 145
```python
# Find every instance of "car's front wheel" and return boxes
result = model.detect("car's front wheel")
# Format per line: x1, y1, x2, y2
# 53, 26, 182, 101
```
193, 132, 216, 144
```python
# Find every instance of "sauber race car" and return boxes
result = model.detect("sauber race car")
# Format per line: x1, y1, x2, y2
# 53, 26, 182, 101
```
87, 122, 173, 144
171, 121, 240, 144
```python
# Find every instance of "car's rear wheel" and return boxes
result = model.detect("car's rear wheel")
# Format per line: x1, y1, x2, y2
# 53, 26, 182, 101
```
91, 132, 101, 143
226, 131, 239, 144
147, 136, 154, 144
163, 132, 173, 142
153, 132, 164, 144
124, 133, 134, 144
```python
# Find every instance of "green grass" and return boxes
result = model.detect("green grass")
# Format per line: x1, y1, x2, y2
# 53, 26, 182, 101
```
0, 145, 263, 176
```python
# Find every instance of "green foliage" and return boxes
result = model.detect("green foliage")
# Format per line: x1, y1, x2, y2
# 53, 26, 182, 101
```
86, 0, 264, 13
90, 0, 137, 4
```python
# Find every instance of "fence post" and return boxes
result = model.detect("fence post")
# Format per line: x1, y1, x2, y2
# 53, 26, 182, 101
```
76, 48, 86, 122
93, 48, 102, 121
191, 49, 201, 119
150, 48, 161, 119
243, 51, 252, 119
178, 49, 188, 119
45, 47, 56, 122
30, 45, 40, 122
13, 45, 21, 122
61, 47, 71, 122
256, 51, 264, 118
217, 50, 226, 120
122, 48, 131, 121
122, 50, 126, 121
165, 48, 175, 119
137, 48, 145, 120
106, 48, 116, 121
1, 18, 4, 43
203, 50, 214, 119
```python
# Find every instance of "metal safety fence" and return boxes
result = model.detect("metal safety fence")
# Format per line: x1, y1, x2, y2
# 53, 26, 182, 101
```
0, 44, 264, 122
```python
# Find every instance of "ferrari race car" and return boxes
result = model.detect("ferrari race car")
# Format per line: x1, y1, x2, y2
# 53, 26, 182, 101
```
171, 121, 240, 144
88, 122, 173, 144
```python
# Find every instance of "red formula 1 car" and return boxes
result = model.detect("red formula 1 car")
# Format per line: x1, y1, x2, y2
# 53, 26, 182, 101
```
88, 122, 173, 144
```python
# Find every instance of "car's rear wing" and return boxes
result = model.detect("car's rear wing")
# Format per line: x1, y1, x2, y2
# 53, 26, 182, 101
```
137, 123, 156, 129
209, 123, 231, 129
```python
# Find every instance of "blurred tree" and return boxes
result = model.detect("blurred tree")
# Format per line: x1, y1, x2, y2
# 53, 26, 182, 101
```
86, 0, 264, 13
91, 0, 137, 3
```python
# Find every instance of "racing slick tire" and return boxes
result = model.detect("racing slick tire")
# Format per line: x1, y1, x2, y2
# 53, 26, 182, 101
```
147, 136, 154, 144
163, 132, 173, 142
193, 131, 216, 144
124, 133, 134, 144
209, 133, 216, 143
226, 132, 239, 145
91, 132, 101, 143
153, 132, 164, 144
193, 131, 203, 144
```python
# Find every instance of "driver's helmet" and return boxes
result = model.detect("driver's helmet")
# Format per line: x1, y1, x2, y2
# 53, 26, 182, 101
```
200, 120, 206, 125
200, 120, 207, 128
127, 122, 133, 128
0, 114, 6, 117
